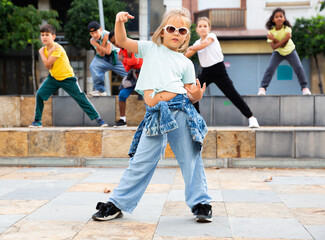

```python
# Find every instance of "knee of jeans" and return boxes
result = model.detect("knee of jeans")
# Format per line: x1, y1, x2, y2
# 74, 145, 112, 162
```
119, 94, 127, 102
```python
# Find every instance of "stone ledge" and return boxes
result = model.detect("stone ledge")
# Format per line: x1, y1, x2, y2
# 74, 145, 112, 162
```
1, 157, 325, 169
0, 127, 324, 163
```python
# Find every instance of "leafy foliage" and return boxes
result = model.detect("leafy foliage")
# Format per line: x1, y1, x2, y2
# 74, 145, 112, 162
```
0, 0, 14, 52
321, 1, 325, 11
64, 0, 126, 49
0, 0, 60, 53
292, 14, 325, 59
189, 23, 200, 63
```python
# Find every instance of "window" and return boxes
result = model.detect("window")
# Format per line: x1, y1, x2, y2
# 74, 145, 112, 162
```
266, 0, 310, 7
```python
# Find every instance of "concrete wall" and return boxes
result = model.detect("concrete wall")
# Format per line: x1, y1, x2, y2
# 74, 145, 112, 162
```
1, 95, 324, 127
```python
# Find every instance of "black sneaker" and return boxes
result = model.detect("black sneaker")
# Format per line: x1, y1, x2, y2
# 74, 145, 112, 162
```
192, 203, 213, 223
96, 118, 108, 127
114, 119, 127, 127
92, 202, 123, 221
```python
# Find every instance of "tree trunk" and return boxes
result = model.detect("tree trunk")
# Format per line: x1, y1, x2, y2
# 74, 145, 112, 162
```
32, 44, 36, 95
314, 54, 324, 94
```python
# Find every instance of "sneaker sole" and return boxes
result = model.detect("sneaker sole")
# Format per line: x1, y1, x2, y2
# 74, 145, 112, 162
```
196, 215, 213, 223
100, 124, 109, 127
92, 211, 123, 221
113, 125, 127, 128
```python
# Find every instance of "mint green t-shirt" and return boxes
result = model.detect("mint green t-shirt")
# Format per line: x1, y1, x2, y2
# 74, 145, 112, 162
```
267, 26, 295, 56
135, 41, 196, 97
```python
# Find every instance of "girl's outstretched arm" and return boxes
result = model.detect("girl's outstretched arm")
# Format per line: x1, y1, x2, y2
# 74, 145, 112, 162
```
184, 49, 196, 58
115, 12, 138, 54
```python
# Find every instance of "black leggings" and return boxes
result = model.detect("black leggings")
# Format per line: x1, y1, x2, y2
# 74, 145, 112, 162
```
194, 61, 253, 118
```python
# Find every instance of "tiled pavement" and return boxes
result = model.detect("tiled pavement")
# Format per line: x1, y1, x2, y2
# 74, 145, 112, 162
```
0, 166, 325, 240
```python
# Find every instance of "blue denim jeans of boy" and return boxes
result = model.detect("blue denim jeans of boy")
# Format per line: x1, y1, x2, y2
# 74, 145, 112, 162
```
109, 109, 212, 213
261, 49, 308, 90
90, 56, 127, 92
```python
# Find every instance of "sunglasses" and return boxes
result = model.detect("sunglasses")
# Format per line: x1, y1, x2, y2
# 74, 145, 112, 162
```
163, 25, 189, 36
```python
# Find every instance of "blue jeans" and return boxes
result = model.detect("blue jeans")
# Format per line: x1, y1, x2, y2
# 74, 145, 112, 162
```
261, 49, 308, 90
109, 110, 212, 213
119, 86, 135, 102
89, 56, 127, 92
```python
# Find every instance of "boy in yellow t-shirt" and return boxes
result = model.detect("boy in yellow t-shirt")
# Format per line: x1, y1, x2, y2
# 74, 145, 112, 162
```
29, 24, 108, 127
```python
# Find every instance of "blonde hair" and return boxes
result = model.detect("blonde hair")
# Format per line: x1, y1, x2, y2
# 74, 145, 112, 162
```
152, 8, 192, 53
196, 17, 211, 28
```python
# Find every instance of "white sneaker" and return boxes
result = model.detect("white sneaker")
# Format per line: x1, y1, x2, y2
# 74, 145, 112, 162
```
89, 90, 107, 96
257, 88, 266, 96
248, 117, 260, 128
302, 88, 311, 95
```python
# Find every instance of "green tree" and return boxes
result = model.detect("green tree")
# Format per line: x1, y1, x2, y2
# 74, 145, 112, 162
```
0, 0, 14, 52
189, 23, 200, 64
292, 14, 325, 94
0, 1, 60, 94
65, 0, 126, 49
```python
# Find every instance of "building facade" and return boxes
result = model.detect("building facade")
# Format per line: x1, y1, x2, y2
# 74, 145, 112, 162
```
0, 0, 324, 96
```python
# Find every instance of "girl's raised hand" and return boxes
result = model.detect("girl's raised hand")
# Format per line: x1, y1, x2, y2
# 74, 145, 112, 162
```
116, 12, 134, 23
186, 79, 206, 102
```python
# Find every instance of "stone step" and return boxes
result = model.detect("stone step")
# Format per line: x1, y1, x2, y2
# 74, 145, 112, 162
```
0, 126, 324, 168
1, 95, 325, 127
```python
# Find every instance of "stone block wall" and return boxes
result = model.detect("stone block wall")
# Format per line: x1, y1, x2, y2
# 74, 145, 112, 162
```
0, 96, 52, 127
1, 127, 324, 160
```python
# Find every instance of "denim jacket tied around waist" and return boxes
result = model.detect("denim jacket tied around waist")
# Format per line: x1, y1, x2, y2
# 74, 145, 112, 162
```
128, 94, 208, 157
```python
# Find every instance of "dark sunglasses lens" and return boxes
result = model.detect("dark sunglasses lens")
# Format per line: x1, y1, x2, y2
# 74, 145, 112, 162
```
166, 26, 176, 33
179, 28, 188, 35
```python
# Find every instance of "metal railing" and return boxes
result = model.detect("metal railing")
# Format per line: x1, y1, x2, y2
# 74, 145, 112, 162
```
194, 8, 246, 29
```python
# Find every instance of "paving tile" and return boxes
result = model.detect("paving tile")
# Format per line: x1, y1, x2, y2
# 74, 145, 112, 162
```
145, 184, 171, 193
167, 189, 222, 202
74, 221, 156, 240
80, 168, 126, 183
272, 184, 325, 194
229, 217, 312, 239
0, 215, 25, 234
0, 167, 324, 239
67, 183, 118, 192
0, 167, 22, 176
218, 170, 263, 182
26, 204, 95, 221
267, 176, 315, 185
162, 201, 227, 217
222, 190, 282, 203
48, 192, 110, 205
310, 177, 325, 185
0, 179, 29, 197
154, 237, 232, 240
149, 168, 177, 184
279, 194, 325, 208
225, 202, 293, 218
155, 216, 232, 238
1, 220, 84, 239
233, 238, 311, 240
117, 204, 165, 223
0, 172, 51, 180
289, 208, 325, 225
304, 225, 325, 240
41, 172, 92, 180
0, 200, 48, 215
0, 180, 79, 200
220, 181, 272, 191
